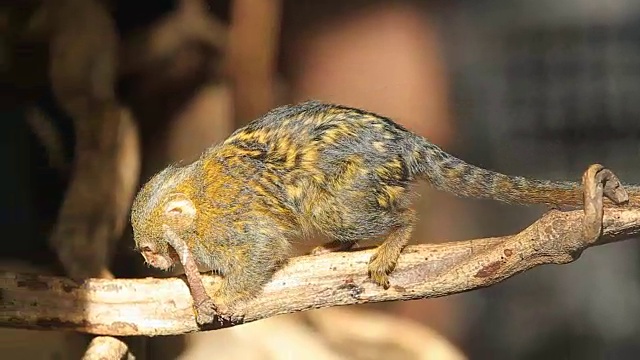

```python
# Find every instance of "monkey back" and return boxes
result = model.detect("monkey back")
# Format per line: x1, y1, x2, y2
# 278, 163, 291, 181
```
212, 101, 426, 213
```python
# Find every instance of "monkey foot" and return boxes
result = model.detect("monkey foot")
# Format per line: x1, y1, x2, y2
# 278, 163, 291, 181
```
194, 299, 243, 325
310, 246, 332, 256
310, 240, 355, 256
367, 253, 396, 289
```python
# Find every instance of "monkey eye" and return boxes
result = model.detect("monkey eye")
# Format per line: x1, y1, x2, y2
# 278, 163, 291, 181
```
140, 245, 153, 253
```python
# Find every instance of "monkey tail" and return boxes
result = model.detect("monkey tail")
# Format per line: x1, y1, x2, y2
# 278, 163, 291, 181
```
410, 139, 630, 207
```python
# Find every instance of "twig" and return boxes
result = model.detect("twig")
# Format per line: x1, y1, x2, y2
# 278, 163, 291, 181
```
1, 205, 639, 336
82, 336, 133, 360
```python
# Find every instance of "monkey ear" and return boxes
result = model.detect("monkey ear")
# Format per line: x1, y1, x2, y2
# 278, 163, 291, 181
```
164, 193, 196, 229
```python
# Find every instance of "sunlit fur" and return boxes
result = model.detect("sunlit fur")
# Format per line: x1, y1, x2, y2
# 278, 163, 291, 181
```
131, 100, 640, 309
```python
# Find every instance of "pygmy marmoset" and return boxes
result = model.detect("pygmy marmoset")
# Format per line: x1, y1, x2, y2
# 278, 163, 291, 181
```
130, 100, 639, 323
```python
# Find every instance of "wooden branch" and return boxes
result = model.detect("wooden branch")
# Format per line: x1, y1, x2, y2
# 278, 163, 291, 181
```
1, 206, 639, 336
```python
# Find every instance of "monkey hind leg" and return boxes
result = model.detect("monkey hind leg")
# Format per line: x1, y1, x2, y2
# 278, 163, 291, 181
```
311, 239, 356, 255
368, 209, 415, 289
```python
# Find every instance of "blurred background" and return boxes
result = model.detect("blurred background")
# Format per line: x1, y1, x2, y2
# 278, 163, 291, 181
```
2, 0, 640, 359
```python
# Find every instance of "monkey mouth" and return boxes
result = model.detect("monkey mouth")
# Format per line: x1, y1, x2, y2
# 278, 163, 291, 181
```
143, 253, 174, 271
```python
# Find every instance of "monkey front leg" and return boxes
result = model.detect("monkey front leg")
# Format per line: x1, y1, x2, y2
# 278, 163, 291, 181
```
162, 225, 241, 325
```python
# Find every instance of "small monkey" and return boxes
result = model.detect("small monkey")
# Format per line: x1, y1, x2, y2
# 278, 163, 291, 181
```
130, 100, 638, 323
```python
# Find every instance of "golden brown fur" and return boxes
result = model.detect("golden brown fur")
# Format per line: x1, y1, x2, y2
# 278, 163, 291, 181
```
131, 100, 640, 312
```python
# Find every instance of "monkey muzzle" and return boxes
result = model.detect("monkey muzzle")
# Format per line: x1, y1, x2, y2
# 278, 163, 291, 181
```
139, 244, 178, 271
